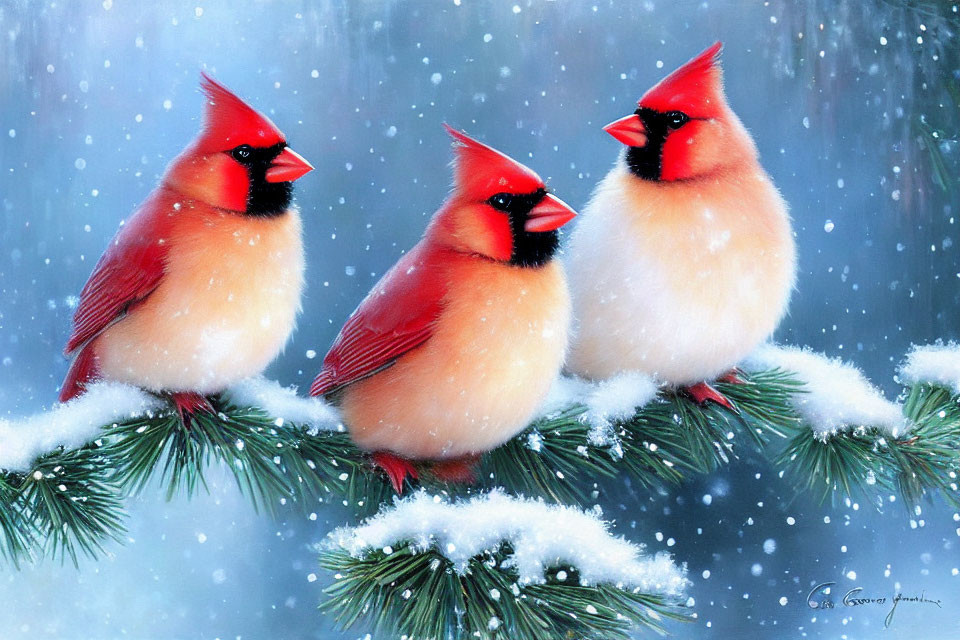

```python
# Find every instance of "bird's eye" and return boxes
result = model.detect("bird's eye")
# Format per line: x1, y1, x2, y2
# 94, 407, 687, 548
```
665, 111, 689, 129
231, 145, 253, 162
488, 193, 512, 211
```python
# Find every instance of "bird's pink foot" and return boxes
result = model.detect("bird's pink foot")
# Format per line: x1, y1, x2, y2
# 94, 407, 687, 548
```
170, 392, 215, 426
683, 382, 733, 410
431, 454, 481, 485
371, 452, 419, 494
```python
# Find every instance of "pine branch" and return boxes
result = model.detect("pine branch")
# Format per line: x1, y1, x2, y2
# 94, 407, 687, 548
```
320, 545, 690, 640
13, 445, 125, 566
320, 492, 691, 640
278, 426, 394, 511
0, 394, 342, 563
774, 383, 960, 510
2, 357, 959, 567
103, 403, 296, 515
895, 383, 960, 505
91, 369, 806, 525
0, 392, 397, 563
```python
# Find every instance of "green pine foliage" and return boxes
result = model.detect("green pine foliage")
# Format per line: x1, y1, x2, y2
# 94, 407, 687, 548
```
479, 368, 802, 503
1, 445, 125, 566
320, 543, 691, 640
776, 382, 960, 509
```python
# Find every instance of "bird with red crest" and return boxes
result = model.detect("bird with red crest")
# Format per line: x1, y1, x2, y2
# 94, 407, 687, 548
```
60, 73, 314, 421
311, 125, 577, 493
566, 42, 796, 407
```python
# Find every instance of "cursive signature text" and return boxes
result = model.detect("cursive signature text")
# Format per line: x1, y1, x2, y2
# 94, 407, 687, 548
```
807, 581, 942, 628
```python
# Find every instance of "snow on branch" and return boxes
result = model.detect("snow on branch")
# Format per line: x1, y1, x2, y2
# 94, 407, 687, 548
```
743, 344, 905, 437
0, 377, 342, 474
537, 372, 660, 446
900, 343, 960, 395
329, 490, 687, 595
226, 377, 342, 432
0, 382, 161, 471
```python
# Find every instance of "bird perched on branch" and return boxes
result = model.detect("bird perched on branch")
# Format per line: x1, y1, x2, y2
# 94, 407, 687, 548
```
311, 125, 576, 492
566, 42, 796, 407
60, 73, 314, 421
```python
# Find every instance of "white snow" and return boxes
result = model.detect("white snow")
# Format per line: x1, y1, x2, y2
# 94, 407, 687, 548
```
226, 377, 342, 432
328, 490, 687, 595
0, 378, 342, 471
537, 375, 595, 417
0, 382, 162, 471
900, 343, 960, 394
536, 372, 660, 446
743, 344, 904, 436
580, 371, 660, 427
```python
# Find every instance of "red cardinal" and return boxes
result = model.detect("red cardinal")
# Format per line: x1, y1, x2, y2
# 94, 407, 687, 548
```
311, 125, 576, 492
566, 43, 796, 406
60, 73, 314, 420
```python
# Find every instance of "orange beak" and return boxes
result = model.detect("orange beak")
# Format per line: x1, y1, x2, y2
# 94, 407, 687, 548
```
265, 147, 314, 183
525, 193, 577, 233
603, 114, 648, 148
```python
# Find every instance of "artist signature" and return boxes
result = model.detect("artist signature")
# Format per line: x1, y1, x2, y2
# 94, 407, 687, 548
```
807, 581, 943, 628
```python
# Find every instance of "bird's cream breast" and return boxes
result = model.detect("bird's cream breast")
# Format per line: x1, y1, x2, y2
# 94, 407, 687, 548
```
566, 163, 796, 383
342, 258, 571, 459
96, 205, 305, 393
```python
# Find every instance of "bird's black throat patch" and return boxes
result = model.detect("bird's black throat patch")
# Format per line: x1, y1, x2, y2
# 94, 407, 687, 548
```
231, 142, 293, 217
487, 188, 560, 268
625, 107, 673, 182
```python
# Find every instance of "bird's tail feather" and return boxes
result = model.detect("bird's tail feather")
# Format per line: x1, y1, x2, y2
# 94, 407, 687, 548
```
59, 343, 101, 403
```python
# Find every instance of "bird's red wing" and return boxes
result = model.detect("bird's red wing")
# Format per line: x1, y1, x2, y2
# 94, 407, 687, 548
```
311, 243, 449, 397
64, 192, 172, 355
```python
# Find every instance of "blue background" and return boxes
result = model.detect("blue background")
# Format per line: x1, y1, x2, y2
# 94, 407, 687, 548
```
1, 1, 958, 638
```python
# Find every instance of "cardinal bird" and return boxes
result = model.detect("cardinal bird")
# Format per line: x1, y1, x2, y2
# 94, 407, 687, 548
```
60, 73, 314, 421
566, 42, 796, 407
311, 125, 576, 493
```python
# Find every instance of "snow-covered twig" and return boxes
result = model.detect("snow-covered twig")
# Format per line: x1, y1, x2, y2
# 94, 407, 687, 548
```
0, 379, 369, 564
226, 377, 342, 433
900, 343, 960, 395
0, 383, 161, 471
329, 489, 686, 594
323, 490, 691, 639
537, 372, 660, 446
744, 344, 905, 437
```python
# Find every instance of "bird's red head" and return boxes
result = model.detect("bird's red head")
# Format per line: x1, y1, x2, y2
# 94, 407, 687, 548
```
435, 125, 576, 267
604, 42, 756, 182
165, 73, 314, 216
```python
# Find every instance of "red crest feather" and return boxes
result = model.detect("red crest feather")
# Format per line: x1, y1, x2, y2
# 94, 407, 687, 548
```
197, 72, 284, 151
639, 42, 725, 117
443, 124, 544, 201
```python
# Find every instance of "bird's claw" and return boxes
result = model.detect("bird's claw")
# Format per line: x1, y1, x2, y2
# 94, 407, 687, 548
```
371, 452, 419, 494
170, 392, 215, 426
683, 382, 734, 410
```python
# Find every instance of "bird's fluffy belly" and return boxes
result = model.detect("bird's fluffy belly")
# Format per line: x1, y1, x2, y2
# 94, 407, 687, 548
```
566, 167, 795, 384
95, 208, 304, 393
342, 259, 570, 460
